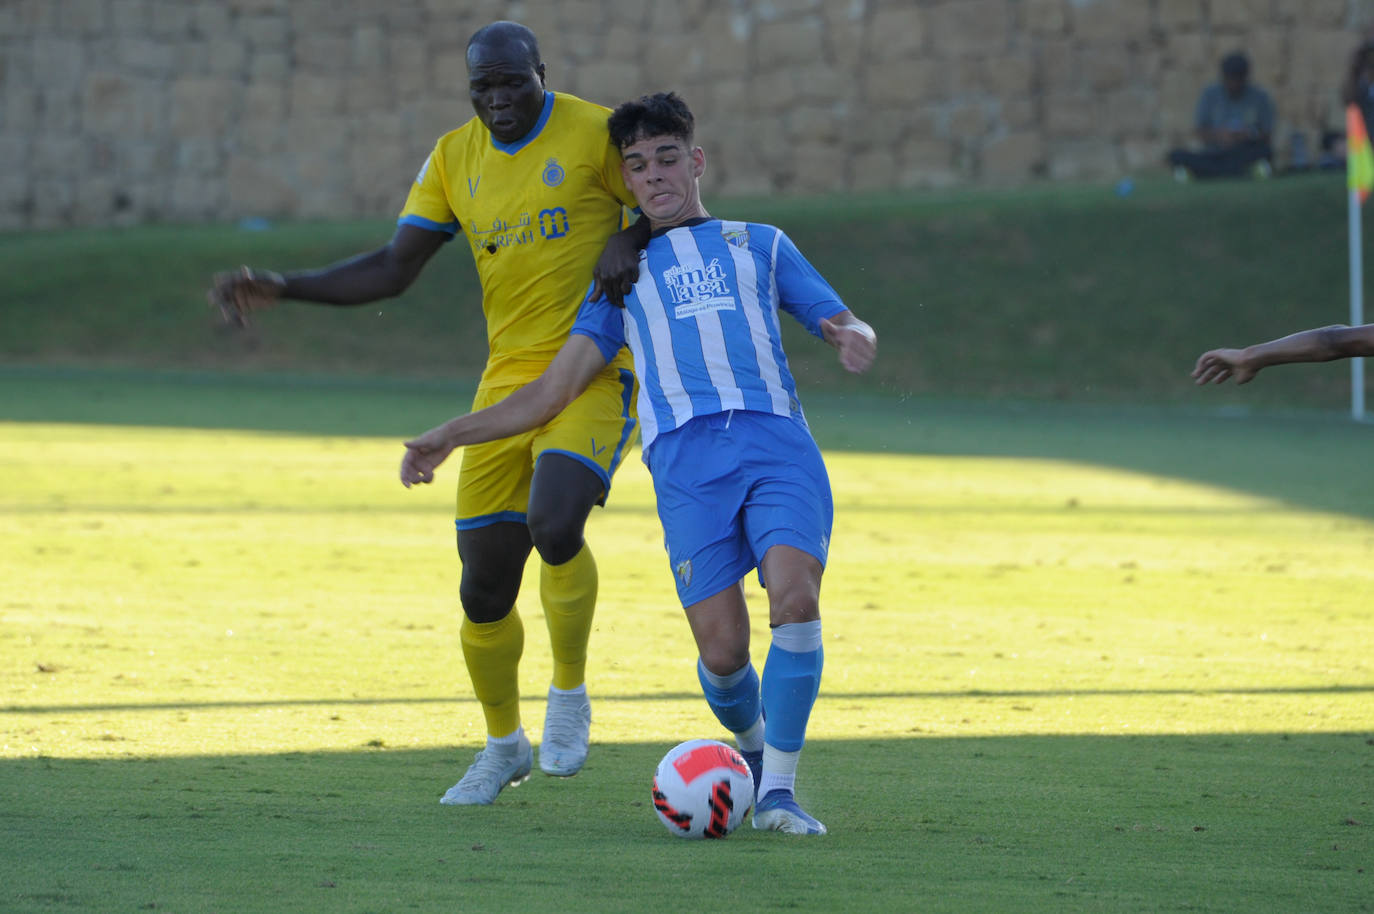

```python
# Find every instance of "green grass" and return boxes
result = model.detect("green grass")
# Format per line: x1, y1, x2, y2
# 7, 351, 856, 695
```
2, 374, 1371, 912
1, 172, 1367, 410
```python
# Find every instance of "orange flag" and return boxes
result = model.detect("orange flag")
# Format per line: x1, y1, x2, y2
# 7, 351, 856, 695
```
1348, 104, 1374, 204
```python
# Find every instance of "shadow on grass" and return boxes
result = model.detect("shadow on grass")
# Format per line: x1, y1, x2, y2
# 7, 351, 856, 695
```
3, 366, 1374, 521
2, 733, 1369, 913
6, 683, 1374, 716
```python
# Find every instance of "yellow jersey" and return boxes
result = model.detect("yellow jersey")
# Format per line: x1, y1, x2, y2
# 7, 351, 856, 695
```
399, 91, 637, 389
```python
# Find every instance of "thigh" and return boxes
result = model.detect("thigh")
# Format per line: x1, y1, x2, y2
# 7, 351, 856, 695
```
526, 452, 606, 564
530, 365, 638, 504
455, 396, 538, 528
529, 452, 606, 524
648, 417, 756, 607
738, 413, 834, 572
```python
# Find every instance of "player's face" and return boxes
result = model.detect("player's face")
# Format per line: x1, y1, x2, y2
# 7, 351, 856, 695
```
620, 134, 706, 228
467, 43, 546, 144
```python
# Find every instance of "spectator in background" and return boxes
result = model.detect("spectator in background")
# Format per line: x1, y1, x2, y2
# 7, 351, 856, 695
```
1168, 51, 1275, 181
1344, 39, 1374, 131
1321, 38, 1374, 169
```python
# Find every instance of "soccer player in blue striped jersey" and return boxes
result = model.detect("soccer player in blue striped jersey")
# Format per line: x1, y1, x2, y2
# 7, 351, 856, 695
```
401, 92, 877, 835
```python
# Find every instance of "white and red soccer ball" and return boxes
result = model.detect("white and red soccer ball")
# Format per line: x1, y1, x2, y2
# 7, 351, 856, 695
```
650, 739, 754, 839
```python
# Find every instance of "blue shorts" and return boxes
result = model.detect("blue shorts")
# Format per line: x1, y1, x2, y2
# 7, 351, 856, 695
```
645, 410, 833, 607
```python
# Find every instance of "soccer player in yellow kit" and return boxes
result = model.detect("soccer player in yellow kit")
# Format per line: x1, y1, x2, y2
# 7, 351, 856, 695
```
210, 21, 646, 805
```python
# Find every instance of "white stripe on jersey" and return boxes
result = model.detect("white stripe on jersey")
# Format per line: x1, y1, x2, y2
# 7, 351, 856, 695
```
621, 308, 659, 446
630, 267, 694, 432
722, 220, 790, 416
667, 229, 745, 411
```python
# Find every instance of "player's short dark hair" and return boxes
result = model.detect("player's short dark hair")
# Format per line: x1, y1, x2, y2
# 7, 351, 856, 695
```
607, 92, 695, 150
467, 21, 541, 68
1221, 51, 1249, 77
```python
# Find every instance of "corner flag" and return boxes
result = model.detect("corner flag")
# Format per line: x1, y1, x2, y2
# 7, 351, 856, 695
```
1348, 104, 1371, 419
1347, 104, 1374, 203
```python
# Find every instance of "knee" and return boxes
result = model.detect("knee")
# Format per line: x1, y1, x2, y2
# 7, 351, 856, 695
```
526, 508, 585, 566
699, 642, 750, 677
459, 576, 518, 624
767, 587, 820, 628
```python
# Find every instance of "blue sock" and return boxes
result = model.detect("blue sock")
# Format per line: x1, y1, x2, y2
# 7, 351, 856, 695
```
761, 621, 823, 753
697, 658, 762, 734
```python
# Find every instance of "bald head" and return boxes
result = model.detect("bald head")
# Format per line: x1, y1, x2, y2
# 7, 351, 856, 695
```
467, 21, 541, 69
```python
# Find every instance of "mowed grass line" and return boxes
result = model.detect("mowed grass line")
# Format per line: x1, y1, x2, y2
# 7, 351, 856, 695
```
2, 382, 1372, 911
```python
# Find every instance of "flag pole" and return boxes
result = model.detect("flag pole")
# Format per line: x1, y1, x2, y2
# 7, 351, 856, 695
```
1347, 103, 1370, 421
1352, 185, 1366, 421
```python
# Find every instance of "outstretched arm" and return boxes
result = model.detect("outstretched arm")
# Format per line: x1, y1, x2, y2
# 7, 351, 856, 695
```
400, 335, 609, 487
1192, 323, 1374, 385
209, 223, 447, 325
820, 311, 878, 374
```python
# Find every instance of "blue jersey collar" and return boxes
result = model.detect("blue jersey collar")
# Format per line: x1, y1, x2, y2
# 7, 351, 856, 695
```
490, 91, 555, 155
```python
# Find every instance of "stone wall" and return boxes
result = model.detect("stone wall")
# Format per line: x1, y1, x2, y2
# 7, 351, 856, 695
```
3, 0, 1372, 230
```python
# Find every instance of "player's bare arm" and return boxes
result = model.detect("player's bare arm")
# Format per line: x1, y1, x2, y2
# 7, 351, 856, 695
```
209, 223, 447, 325
820, 311, 877, 374
591, 216, 652, 307
1192, 323, 1374, 385
400, 335, 610, 487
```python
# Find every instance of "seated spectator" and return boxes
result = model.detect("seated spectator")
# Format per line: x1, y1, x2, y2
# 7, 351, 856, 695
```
1322, 38, 1374, 169
1168, 51, 1275, 181
1344, 39, 1374, 132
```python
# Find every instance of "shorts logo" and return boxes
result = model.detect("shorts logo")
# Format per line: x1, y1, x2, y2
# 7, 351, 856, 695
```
674, 558, 693, 588
542, 157, 565, 187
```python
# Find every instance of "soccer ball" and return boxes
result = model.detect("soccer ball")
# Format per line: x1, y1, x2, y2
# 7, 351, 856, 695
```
650, 738, 754, 839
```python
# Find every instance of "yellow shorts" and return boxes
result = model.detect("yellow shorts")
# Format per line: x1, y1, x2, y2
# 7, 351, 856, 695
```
455, 366, 638, 530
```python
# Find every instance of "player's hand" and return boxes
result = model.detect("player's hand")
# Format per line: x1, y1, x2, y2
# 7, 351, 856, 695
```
400, 427, 458, 488
1192, 347, 1256, 385
821, 316, 877, 374
208, 265, 286, 327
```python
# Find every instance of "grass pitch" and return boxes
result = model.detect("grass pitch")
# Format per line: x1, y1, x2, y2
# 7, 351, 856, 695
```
1, 373, 1372, 912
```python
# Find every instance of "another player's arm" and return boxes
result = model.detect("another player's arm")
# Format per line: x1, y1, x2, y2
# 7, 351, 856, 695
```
591, 215, 652, 307
210, 224, 448, 323
1192, 323, 1374, 385
400, 336, 610, 487
278, 223, 448, 303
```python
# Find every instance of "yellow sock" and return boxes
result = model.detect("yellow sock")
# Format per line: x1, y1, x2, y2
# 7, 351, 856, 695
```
460, 610, 524, 739
541, 543, 597, 690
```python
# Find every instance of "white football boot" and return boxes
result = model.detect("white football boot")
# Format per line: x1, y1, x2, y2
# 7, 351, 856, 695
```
440, 732, 533, 805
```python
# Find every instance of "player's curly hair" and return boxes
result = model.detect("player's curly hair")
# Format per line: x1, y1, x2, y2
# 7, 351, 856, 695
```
607, 92, 695, 150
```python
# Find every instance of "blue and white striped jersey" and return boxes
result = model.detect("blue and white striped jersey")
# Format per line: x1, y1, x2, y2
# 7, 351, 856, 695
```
571, 218, 847, 452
